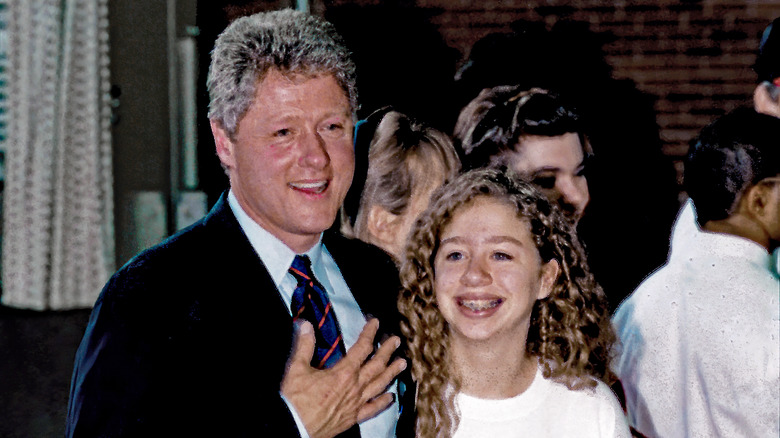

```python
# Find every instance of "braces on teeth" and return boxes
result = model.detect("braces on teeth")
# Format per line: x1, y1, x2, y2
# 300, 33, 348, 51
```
461, 299, 501, 311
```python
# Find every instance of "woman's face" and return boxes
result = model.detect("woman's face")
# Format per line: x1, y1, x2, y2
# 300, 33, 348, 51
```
505, 132, 590, 221
371, 160, 446, 261
433, 196, 558, 347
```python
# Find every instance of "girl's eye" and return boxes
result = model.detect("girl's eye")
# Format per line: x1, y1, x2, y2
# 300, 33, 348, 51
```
492, 252, 513, 261
532, 175, 556, 189
445, 251, 463, 261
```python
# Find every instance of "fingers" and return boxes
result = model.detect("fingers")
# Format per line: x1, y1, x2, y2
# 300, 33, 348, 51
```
361, 357, 406, 403
356, 392, 395, 424
340, 318, 380, 367
288, 320, 315, 368
358, 335, 401, 386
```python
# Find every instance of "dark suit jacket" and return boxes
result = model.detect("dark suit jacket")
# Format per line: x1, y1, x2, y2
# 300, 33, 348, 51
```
66, 193, 409, 437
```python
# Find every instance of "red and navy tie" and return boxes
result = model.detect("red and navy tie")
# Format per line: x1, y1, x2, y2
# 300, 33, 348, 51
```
289, 255, 347, 369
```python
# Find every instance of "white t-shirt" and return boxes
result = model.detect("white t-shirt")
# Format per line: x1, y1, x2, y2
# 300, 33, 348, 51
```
453, 367, 630, 438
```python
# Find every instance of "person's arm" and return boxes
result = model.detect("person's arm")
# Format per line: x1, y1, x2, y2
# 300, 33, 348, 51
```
281, 319, 406, 438
67, 277, 310, 438
65, 283, 154, 437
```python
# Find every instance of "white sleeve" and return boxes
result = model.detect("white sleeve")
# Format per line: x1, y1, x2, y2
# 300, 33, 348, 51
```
597, 382, 632, 438
280, 392, 312, 438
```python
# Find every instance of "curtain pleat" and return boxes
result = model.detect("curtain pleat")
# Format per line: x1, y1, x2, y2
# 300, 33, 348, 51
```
2, 0, 113, 310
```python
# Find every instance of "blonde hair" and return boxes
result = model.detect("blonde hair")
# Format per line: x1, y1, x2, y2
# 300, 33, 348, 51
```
341, 111, 461, 243
398, 168, 615, 438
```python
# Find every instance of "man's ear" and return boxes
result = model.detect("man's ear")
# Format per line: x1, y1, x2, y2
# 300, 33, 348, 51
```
537, 259, 560, 300
753, 83, 780, 118
366, 205, 400, 250
211, 119, 236, 170
743, 181, 771, 221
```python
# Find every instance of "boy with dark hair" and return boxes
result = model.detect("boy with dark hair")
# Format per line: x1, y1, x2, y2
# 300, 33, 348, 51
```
613, 109, 780, 437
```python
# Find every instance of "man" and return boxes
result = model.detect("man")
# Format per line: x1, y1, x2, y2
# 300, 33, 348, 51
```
613, 108, 780, 437
754, 17, 780, 118
66, 10, 408, 438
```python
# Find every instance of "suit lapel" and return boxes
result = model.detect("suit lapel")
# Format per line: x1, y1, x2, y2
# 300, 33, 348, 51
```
202, 193, 295, 360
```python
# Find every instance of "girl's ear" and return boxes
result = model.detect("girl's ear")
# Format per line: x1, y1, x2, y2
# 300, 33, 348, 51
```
537, 259, 560, 300
366, 205, 401, 252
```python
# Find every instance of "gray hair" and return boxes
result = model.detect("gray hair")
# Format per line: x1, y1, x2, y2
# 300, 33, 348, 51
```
207, 9, 358, 137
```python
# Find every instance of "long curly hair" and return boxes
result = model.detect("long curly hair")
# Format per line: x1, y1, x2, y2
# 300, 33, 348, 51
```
398, 168, 615, 438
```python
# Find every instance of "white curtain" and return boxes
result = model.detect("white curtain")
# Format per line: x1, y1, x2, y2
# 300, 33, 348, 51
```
2, 0, 113, 310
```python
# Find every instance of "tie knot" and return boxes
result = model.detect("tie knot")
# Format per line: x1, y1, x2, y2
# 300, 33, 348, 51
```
289, 255, 313, 283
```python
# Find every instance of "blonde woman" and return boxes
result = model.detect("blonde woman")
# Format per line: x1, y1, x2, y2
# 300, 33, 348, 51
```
341, 108, 460, 261
398, 168, 629, 438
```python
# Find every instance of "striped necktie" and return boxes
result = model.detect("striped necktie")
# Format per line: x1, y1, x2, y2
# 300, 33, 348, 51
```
289, 255, 347, 369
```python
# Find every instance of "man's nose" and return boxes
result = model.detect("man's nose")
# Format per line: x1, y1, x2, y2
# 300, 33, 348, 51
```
299, 129, 330, 169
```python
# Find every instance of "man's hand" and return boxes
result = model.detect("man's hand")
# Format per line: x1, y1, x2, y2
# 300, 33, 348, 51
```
281, 318, 407, 438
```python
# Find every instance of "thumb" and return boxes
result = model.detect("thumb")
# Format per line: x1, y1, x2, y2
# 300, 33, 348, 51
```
288, 320, 315, 368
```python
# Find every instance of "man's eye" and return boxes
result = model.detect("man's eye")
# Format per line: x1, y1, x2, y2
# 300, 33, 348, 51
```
532, 175, 556, 189
322, 123, 345, 135
274, 128, 291, 137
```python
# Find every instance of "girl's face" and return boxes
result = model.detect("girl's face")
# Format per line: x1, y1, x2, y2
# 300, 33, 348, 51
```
433, 196, 559, 348
506, 133, 590, 221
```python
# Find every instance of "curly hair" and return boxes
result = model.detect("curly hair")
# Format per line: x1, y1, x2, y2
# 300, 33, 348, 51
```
207, 9, 358, 138
398, 168, 615, 438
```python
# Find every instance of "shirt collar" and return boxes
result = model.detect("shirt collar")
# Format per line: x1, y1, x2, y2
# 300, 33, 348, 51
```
227, 190, 324, 286
673, 199, 778, 277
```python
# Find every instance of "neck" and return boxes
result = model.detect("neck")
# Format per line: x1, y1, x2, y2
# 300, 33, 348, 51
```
231, 189, 321, 254
449, 334, 538, 399
703, 215, 771, 252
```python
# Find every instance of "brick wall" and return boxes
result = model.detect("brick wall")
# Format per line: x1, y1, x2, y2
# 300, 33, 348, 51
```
324, 0, 780, 182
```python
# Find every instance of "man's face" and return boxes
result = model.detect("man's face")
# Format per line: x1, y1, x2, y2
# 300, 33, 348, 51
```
212, 69, 355, 253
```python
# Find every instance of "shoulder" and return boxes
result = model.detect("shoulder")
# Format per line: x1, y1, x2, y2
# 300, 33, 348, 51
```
109, 216, 222, 294
324, 231, 395, 266
324, 231, 399, 285
98, 198, 252, 324
543, 378, 630, 438
612, 263, 679, 334
544, 377, 620, 409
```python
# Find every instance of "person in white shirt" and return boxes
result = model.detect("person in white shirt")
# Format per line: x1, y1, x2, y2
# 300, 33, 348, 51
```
398, 168, 630, 438
613, 108, 780, 437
